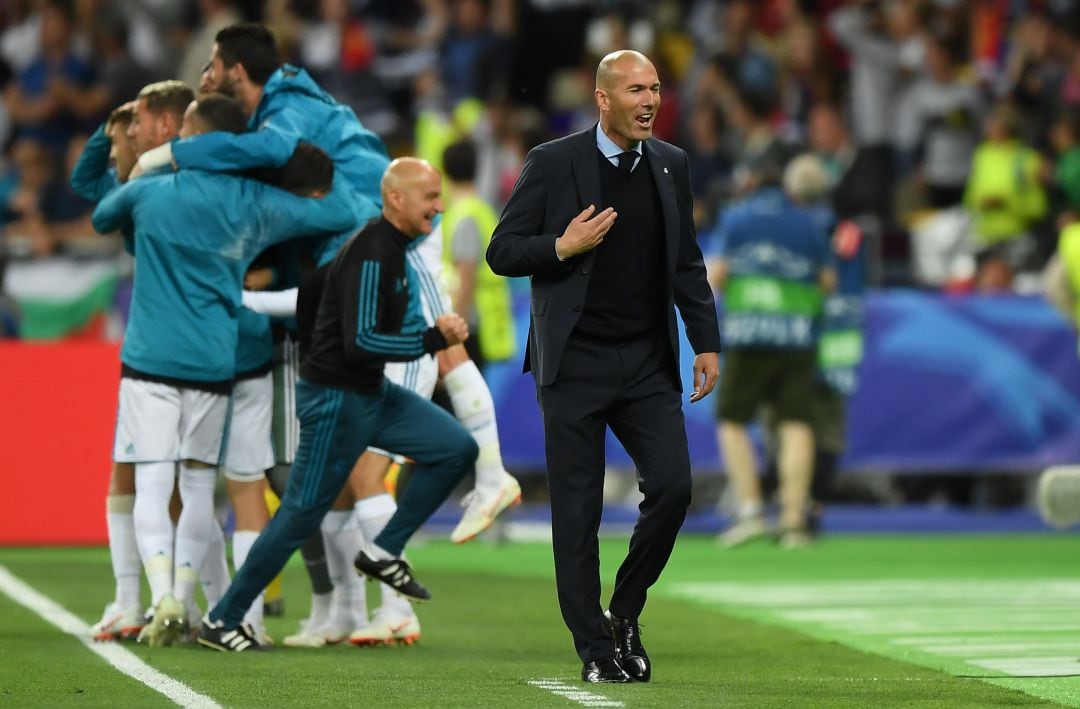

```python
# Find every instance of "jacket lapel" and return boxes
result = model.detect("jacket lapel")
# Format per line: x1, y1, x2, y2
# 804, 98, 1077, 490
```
570, 128, 603, 269
644, 141, 679, 274
571, 128, 602, 219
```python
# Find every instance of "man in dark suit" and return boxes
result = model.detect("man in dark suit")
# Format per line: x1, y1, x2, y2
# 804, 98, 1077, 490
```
487, 50, 721, 683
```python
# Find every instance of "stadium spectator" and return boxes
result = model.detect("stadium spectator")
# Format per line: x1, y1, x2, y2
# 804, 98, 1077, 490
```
4, 0, 99, 155
0, 244, 17, 337
776, 19, 834, 146
683, 100, 729, 231
1, 1, 42, 74
40, 15, 143, 133
362, 0, 447, 128
439, 0, 509, 102
1049, 109, 1080, 221
808, 102, 890, 284
1006, 15, 1064, 149
963, 102, 1047, 291
176, 0, 242, 90
902, 33, 982, 210
708, 0, 777, 101
826, 0, 917, 219
293, 0, 394, 133
731, 88, 787, 187
2, 137, 76, 256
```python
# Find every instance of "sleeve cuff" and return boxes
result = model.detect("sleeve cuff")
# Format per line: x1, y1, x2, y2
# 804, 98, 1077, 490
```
422, 327, 449, 354
136, 141, 174, 173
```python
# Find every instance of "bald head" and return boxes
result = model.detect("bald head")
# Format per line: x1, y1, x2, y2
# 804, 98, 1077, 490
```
381, 157, 444, 238
381, 158, 437, 202
595, 50, 654, 92
594, 50, 660, 151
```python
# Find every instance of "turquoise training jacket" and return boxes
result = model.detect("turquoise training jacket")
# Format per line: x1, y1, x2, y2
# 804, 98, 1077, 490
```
170, 64, 385, 265
91, 170, 360, 384
70, 124, 119, 203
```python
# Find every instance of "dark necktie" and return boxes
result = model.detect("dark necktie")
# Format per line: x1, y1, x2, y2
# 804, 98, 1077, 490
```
617, 150, 637, 172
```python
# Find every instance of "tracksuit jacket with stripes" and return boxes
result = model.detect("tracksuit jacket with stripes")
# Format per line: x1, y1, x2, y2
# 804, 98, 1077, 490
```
300, 217, 448, 393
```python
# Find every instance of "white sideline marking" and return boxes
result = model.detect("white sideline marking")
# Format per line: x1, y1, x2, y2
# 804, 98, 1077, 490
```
0, 564, 222, 709
527, 679, 625, 707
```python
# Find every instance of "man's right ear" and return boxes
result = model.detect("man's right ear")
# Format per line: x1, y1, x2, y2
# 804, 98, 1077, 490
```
231, 62, 250, 88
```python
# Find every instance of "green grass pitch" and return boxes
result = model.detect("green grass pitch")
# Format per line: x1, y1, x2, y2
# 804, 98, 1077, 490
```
3, 535, 1080, 707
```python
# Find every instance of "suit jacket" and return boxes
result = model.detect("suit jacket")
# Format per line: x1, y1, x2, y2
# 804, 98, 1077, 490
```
487, 126, 721, 387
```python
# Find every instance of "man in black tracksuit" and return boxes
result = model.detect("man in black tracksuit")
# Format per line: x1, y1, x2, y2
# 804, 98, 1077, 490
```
199, 158, 476, 652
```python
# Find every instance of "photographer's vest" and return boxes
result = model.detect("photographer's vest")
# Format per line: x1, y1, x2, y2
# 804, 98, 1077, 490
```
442, 195, 516, 361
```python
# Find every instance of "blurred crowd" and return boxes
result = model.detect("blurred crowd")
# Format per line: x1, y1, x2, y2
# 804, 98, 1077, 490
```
2, 0, 1080, 331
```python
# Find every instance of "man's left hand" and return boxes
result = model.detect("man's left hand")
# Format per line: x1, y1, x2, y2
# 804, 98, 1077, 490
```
689, 352, 719, 403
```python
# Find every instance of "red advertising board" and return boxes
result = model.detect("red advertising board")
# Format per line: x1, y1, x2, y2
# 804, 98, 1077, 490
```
0, 342, 120, 544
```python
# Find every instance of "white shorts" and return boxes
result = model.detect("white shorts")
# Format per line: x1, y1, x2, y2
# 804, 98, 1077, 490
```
271, 337, 302, 465
113, 377, 228, 465
384, 355, 439, 400
222, 372, 274, 479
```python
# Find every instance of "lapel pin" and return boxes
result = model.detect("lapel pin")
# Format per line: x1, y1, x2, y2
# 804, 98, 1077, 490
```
663, 166, 669, 174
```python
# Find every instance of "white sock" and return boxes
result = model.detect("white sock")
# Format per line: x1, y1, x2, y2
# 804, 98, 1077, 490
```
106, 494, 141, 610
321, 510, 367, 628
354, 495, 411, 616
133, 462, 176, 605
444, 360, 505, 489
310, 591, 332, 627
233, 530, 263, 630
200, 523, 230, 609
173, 464, 217, 609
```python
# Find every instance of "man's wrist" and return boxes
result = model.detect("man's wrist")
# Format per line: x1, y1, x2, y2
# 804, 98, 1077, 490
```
555, 238, 568, 261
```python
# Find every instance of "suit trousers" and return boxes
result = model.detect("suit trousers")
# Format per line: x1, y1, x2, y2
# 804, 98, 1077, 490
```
538, 331, 692, 662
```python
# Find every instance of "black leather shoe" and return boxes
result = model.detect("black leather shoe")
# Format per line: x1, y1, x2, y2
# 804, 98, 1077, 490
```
605, 611, 651, 682
581, 656, 631, 683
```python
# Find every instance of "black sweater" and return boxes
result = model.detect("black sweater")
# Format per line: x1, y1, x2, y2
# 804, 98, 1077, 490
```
572, 149, 666, 341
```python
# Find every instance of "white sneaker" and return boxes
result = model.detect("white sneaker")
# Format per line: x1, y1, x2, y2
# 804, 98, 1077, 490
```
323, 616, 360, 645
451, 473, 522, 544
719, 516, 770, 549
137, 593, 188, 647
322, 585, 367, 643
349, 607, 421, 646
281, 592, 336, 648
89, 602, 144, 641
282, 618, 332, 648
1038, 466, 1080, 528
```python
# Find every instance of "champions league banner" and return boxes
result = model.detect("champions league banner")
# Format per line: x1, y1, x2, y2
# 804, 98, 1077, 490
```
844, 291, 1080, 474
489, 290, 1080, 475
